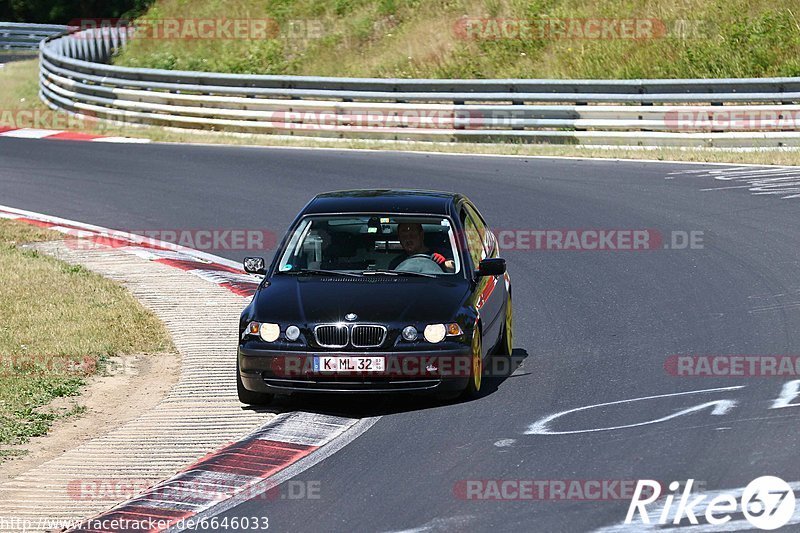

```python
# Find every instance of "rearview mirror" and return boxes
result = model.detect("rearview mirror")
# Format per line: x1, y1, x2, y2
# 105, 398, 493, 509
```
243, 257, 266, 275
477, 257, 506, 277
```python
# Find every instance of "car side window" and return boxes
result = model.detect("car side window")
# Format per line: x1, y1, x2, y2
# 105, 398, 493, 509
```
465, 204, 497, 258
461, 208, 486, 269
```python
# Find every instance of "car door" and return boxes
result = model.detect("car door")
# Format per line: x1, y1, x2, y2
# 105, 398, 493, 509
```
461, 203, 507, 355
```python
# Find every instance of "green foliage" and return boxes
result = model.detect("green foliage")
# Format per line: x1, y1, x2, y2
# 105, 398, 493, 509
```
0, 374, 83, 447
378, 0, 397, 16
0, 0, 156, 24
0, 219, 172, 459
110, 0, 800, 79
334, 0, 354, 16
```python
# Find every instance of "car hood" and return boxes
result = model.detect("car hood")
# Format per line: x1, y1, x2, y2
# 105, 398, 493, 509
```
254, 276, 470, 324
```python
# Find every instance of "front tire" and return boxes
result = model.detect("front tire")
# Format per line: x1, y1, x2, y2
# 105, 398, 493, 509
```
497, 294, 513, 356
237, 359, 275, 406
460, 328, 483, 399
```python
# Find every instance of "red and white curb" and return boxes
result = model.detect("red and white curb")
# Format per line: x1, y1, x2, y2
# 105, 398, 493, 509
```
69, 413, 377, 533
0, 127, 150, 143
0, 205, 380, 532
0, 204, 259, 297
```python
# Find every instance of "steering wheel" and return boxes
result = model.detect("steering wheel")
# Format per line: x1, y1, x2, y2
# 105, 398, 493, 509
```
396, 253, 444, 274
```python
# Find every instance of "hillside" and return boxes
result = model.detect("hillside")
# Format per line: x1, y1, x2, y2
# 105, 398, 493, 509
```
110, 0, 800, 79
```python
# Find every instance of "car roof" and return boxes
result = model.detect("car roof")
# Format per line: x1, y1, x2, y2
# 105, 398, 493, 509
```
302, 189, 465, 216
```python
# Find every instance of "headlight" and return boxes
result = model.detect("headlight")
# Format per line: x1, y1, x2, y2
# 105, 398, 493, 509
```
402, 325, 418, 341
245, 322, 281, 342
260, 323, 281, 342
285, 325, 301, 341
424, 324, 446, 343
423, 323, 462, 343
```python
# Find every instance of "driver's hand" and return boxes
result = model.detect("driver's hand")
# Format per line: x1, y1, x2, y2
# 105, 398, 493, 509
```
432, 253, 456, 272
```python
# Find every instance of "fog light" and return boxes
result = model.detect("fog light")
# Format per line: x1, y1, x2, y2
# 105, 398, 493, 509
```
424, 324, 447, 344
286, 325, 301, 341
402, 326, 418, 341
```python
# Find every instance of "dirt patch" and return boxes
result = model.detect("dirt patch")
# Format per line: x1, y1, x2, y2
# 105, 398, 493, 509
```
0, 351, 180, 484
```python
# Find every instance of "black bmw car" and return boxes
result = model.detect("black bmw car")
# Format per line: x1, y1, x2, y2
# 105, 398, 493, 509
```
237, 189, 512, 404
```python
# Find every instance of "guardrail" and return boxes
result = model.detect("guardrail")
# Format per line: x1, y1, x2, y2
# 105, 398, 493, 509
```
1, 22, 66, 51
37, 25, 800, 146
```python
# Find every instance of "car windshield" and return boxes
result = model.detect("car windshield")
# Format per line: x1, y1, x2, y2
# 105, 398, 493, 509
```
276, 215, 461, 276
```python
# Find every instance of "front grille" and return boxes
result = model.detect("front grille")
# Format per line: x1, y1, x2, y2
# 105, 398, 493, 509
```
314, 325, 348, 348
313, 324, 387, 348
351, 325, 387, 348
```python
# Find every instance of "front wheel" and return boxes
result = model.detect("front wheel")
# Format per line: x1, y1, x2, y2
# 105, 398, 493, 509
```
237, 359, 275, 406
460, 328, 483, 400
497, 294, 513, 356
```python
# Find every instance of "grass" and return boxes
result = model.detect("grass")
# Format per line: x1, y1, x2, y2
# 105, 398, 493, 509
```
0, 58, 156, 139
111, 0, 800, 79
5, 57, 800, 166
0, 219, 173, 459
0, 56, 42, 112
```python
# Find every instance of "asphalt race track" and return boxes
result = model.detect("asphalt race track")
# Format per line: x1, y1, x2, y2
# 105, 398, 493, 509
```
2, 138, 799, 532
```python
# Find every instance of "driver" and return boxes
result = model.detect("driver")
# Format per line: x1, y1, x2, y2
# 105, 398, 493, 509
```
390, 222, 455, 272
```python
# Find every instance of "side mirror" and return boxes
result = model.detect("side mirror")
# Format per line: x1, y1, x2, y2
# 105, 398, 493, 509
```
477, 257, 506, 277
243, 257, 266, 275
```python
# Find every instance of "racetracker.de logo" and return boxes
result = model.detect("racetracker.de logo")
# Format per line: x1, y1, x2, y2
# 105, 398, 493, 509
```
454, 479, 662, 501
0, 354, 96, 377
665, 355, 800, 377
69, 18, 280, 40
494, 229, 704, 251
271, 354, 525, 379
0, 109, 99, 131
240, 109, 486, 130
664, 108, 800, 131
66, 478, 319, 501
62, 228, 277, 252
454, 17, 667, 41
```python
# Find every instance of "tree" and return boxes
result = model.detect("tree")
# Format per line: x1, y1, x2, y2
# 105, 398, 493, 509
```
1, 0, 155, 24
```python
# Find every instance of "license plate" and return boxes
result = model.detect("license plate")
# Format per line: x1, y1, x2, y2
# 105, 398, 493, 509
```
313, 356, 386, 372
